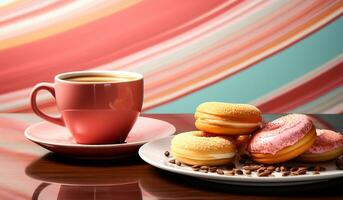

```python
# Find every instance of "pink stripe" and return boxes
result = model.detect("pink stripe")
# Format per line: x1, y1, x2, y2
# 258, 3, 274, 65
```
109, 0, 247, 70
0, 188, 28, 200
0, 117, 30, 132
0, 89, 29, 103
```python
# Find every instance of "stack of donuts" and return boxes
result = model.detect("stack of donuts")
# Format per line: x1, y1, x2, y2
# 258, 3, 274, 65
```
171, 102, 343, 166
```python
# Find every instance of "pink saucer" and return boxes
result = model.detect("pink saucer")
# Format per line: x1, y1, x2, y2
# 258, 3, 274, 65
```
24, 117, 175, 159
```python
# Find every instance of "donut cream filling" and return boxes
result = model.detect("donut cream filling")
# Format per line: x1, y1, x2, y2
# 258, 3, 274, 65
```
199, 118, 261, 128
209, 152, 236, 159
172, 149, 235, 160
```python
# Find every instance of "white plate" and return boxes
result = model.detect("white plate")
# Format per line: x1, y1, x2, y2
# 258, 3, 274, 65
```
138, 136, 343, 186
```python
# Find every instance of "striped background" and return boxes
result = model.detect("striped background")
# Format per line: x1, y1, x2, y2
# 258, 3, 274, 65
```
0, 0, 342, 114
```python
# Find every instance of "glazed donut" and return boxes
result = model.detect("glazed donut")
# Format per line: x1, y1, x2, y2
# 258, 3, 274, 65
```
194, 102, 262, 135
248, 114, 316, 164
171, 131, 236, 166
297, 129, 343, 162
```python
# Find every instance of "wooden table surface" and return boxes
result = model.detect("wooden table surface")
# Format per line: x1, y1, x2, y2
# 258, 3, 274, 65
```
0, 113, 342, 200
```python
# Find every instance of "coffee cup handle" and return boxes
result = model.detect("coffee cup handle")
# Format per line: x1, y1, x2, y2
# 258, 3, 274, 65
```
32, 183, 51, 200
30, 82, 64, 126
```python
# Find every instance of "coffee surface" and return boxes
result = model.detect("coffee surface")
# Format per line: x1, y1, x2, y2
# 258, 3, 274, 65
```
64, 75, 137, 83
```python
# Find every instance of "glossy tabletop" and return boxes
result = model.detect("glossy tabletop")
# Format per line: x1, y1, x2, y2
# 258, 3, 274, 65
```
0, 113, 342, 200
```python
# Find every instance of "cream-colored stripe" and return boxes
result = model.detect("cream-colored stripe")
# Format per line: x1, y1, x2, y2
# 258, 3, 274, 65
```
0, 0, 58, 22
0, 90, 51, 112
0, 0, 141, 50
0, 0, 18, 7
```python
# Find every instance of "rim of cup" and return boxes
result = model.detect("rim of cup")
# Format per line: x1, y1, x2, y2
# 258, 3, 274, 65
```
55, 70, 143, 84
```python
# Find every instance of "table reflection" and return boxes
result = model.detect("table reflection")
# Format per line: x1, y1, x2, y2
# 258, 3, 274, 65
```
25, 154, 146, 200
26, 152, 343, 200
31, 182, 142, 200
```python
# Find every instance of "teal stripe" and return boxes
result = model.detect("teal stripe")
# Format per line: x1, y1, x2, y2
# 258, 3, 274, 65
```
147, 16, 343, 113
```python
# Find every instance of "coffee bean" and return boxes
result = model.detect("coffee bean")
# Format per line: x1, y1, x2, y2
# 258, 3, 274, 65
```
175, 160, 181, 166
164, 151, 170, 157
290, 167, 298, 172
313, 171, 320, 175
243, 165, 260, 171
192, 165, 200, 168
282, 171, 290, 176
258, 171, 271, 177
235, 169, 243, 175
226, 170, 235, 176
312, 165, 326, 171
169, 159, 175, 164
245, 170, 252, 175
299, 166, 308, 170
291, 172, 299, 176
200, 166, 209, 170
297, 168, 307, 175
267, 166, 275, 172
216, 169, 224, 175
280, 166, 288, 172
192, 167, 200, 171
209, 167, 217, 172
275, 167, 280, 172
257, 168, 266, 174
201, 169, 209, 173
242, 166, 253, 171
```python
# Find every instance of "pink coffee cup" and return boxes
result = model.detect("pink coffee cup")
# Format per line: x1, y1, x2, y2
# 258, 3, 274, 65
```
30, 70, 143, 144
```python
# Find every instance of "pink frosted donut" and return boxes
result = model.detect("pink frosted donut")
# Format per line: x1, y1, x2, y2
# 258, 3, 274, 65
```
248, 114, 316, 164
297, 129, 343, 162
308, 129, 343, 153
